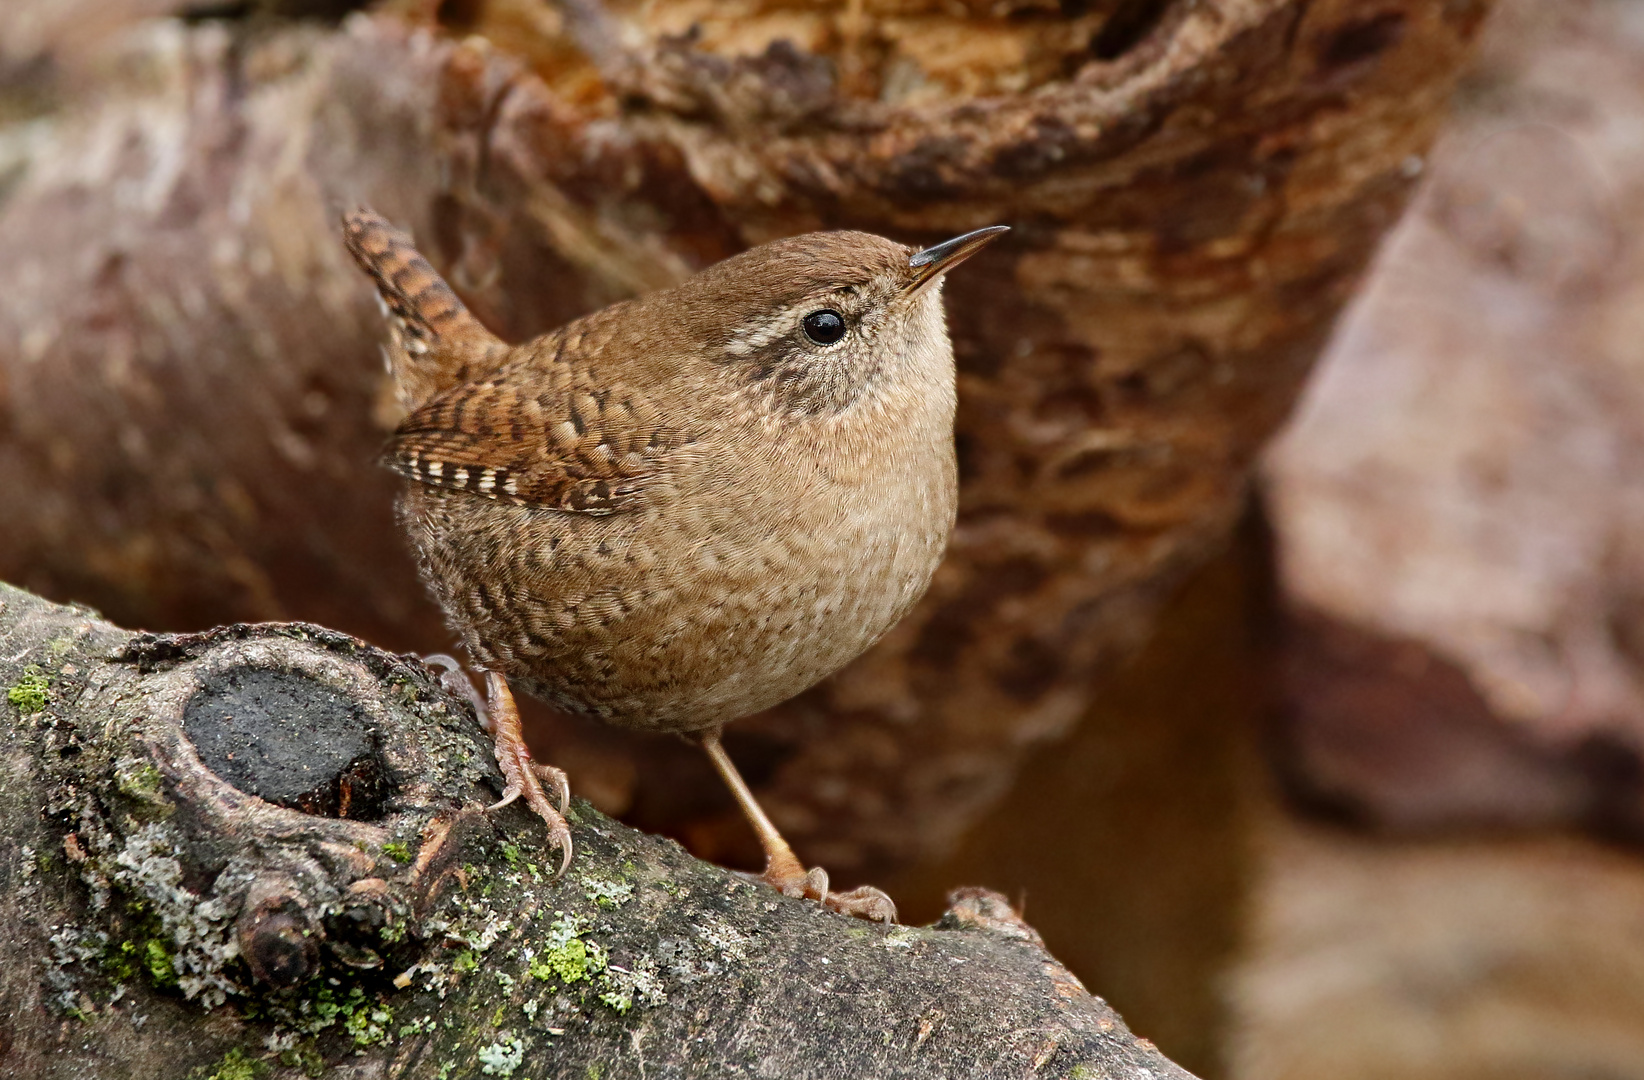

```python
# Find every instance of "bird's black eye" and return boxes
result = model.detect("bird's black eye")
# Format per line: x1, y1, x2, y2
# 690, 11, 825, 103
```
802, 310, 846, 346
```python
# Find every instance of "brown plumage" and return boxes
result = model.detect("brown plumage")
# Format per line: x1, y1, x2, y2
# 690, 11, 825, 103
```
342, 209, 1005, 921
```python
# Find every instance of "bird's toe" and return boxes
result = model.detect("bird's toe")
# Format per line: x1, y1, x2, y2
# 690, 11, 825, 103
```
824, 885, 898, 924
530, 761, 572, 815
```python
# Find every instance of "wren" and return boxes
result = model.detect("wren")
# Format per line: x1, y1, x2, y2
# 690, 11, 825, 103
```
343, 210, 1006, 921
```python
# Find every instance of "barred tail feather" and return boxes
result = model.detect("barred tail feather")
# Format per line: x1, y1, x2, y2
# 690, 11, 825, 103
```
342, 208, 503, 412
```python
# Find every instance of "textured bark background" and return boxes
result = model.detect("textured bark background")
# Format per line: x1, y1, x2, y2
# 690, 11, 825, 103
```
0, 0, 1488, 877
0, 1, 1493, 1074
0, 581, 1194, 1079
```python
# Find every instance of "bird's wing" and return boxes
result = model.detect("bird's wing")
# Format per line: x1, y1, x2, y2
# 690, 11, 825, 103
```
384, 375, 685, 516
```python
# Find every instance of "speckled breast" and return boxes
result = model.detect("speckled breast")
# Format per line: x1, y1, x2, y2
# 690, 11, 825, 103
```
401, 441, 956, 734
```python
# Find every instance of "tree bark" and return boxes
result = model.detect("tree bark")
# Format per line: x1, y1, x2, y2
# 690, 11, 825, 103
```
0, 0, 1492, 883
0, 580, 1192, 1079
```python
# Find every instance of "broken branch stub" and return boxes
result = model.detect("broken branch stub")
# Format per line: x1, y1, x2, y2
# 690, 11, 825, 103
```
0, 582, 1193, 1079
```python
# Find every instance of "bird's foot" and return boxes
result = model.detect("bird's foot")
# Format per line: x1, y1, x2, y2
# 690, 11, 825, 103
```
483, 672, 572, 876
696, 726, 898, 923
762, 860, 898, 923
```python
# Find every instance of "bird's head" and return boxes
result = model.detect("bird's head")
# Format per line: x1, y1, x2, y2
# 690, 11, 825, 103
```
660, 226, 1008, 417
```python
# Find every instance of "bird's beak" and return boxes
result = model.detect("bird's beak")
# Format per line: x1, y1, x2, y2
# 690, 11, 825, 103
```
905, 225, 1010, 297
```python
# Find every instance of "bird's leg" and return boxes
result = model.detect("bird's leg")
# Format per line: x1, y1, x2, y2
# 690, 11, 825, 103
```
696, 727, 897, 923
483, 672, 573, 875
426, 657, 569, 807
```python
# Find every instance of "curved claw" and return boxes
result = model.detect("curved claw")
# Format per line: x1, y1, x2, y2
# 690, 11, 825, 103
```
422, 654, 490, 731
549, 822, 573, 880
530, 761, 572, 816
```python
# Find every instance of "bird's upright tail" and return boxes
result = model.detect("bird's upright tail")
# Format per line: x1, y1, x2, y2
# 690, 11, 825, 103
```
342, 208, 505, 413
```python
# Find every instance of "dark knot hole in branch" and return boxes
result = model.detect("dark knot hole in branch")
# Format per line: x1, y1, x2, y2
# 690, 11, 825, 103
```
182, 666, 393, 820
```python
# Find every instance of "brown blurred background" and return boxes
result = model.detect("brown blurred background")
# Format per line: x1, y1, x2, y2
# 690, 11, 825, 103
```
3, 1, 1642, 1077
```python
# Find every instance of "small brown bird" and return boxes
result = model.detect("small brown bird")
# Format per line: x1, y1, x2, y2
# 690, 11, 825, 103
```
343, 209, 1005, 921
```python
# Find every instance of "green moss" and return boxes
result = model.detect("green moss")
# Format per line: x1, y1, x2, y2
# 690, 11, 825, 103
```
500, 841, 521, 867
585, 1064, 603, 1080
307, 986, 392, 1046
205, 1048, 267, 1080
382, 841, 411, 863
309, 991, 340, 1028
528, 937, 602, 984
7, 665, 49, 714
452, 950, 479, 974
521, 911, 661, 1014
145, 939, 177, 988
102, 939, 138, 983
115, 759, 166, 805
397, 1016, 436, 1038
344, 1000, 394, 1047
277, 1046, 325, 1078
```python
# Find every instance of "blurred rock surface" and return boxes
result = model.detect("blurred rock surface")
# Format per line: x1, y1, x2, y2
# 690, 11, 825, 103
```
1266, 0, 1644, 841
1247, 3, 1644, 1075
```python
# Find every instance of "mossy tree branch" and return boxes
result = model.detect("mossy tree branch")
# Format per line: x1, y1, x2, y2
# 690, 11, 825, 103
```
0, 581, 1192, 1079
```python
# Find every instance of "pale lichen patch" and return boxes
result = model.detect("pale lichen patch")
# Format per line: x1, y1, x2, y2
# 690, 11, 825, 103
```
45, 923, 109, 1015
579, 876, 634, 910
598, 957, 666, 1013
477, 1032, 527, 1076
106, 823, 242, 1008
